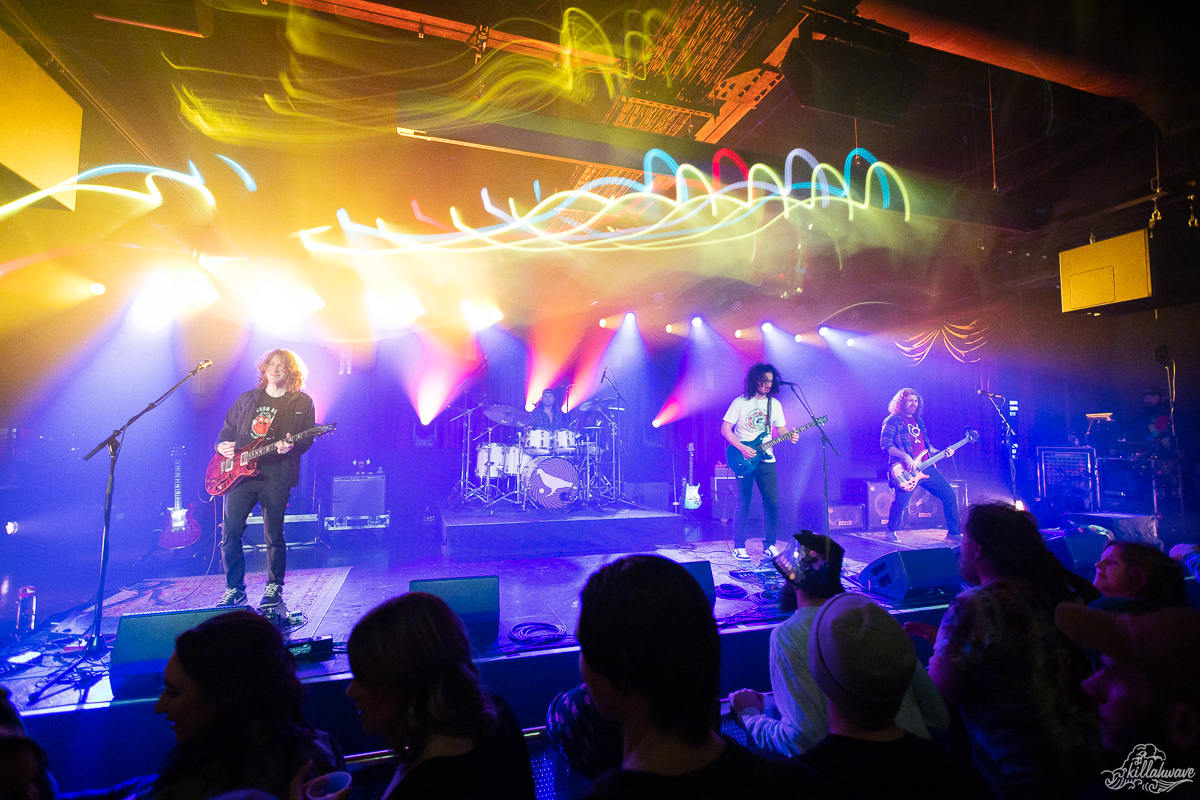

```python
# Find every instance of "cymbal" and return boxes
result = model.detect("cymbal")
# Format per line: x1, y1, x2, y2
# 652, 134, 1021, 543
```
484, 404, 532, 427
579, 397, 621, 412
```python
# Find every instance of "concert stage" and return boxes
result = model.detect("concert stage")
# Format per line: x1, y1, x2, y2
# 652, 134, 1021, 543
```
14, 521, 964, 793
440, 504, 686, 558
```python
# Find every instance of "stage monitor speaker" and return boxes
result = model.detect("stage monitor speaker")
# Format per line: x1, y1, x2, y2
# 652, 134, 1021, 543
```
866, 481, 893, 529
828, 504, 864, 531
332, 474, 386, 517
110, 607, 236, 698
859, 548, 962, 602
780, 36, 924, 126
1063, 511, 1160, 547
679, 560, 716, 607
409, 575, 499, 652
1045, 533, 1111, 580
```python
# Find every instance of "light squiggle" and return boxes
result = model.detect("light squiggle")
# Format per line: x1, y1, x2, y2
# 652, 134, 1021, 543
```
0, 162, 217, 221
299, 147, 909, 255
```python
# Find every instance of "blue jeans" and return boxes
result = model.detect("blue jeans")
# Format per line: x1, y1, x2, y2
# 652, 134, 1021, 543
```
735, 460, 779, 548
887, 465, 961, 537
222, 476, 291, 590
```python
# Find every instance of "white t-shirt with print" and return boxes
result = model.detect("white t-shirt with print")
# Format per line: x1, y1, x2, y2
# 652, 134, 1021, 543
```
724, 395, 788, 461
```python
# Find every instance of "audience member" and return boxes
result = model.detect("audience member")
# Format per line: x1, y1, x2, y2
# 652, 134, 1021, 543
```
729, 531, 948, 757
1, 685, 55, 800
1169, 542, 1200, 582
66, 610, 343, 800
345, 592, 534, 800
545, 683, 623, 779
916, 502, 1101, 799
796, 592, 992, 799
1057, 603, 1200, 798
575, 554, 828, 799
1092, 541, 1187, 607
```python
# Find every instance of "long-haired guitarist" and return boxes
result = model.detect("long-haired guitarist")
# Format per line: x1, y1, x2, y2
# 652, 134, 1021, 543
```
721, 363, 799, 560
215, 349, 316, 610
880, 388, 960, 543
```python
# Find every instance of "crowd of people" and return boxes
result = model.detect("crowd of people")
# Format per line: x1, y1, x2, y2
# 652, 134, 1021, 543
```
4, 502, 1200, 800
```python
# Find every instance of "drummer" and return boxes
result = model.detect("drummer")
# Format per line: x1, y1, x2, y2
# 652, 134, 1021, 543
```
530, 388, 570, 430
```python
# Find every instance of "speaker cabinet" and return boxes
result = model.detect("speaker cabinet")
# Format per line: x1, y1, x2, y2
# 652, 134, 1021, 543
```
710, 475, 761, 523
828, 504, 864, 531
409, 575, 499, 653
679, 560, 716, 607
332, 474, 386, 516
859, 548, 962, 602
110, 607, 235, 698
866, 481, 893, 529
1045, 533, 1111, 579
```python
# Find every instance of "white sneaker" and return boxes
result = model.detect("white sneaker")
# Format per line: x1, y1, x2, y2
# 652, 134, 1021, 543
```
732, 547, 750, 560
763, 544, 782, 558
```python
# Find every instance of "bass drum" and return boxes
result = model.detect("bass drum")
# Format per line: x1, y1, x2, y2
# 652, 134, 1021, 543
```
521, 456, 578, 509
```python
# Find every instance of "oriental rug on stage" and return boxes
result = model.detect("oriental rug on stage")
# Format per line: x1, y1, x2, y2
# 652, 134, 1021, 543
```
81, 567, 351, 638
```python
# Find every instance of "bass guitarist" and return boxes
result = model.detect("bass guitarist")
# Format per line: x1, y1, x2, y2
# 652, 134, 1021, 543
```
721, 363, 799, 560
880, 388, 960, 544
215, 348, 316, 610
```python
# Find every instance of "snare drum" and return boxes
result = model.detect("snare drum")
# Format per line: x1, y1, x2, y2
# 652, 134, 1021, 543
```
551, 429, 578, 454
521, 456, 579, 509
524, 428, 553, 455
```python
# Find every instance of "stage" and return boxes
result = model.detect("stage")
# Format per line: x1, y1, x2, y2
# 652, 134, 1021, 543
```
3, 510, 978, 793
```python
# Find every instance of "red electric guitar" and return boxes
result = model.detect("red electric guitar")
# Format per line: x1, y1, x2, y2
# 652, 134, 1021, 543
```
204, 423, 336, 496
159, 446, 201, 549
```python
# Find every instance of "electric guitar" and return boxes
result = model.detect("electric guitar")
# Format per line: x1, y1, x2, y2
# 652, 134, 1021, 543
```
725, 416, 828, 478
204, 423, 337, 496
683, 443, 701, 510
890, 428, 980, 491
159, 446, 201, 549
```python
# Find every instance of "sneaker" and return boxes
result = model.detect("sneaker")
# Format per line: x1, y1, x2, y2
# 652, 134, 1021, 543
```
260, 583, 284, 608
732, 547, 751, 560
763, 544, 782, 558
885, 530, 901, 543
219, 588, 247, 607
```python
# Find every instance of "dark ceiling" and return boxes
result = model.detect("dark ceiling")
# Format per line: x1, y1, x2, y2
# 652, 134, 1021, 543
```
3, 0, 1199, 321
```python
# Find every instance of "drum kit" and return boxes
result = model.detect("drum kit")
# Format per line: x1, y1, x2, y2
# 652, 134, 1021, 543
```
453, 396, 628, 510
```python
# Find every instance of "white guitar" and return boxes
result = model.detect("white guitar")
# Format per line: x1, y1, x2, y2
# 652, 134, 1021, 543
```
683, 443, 701, 510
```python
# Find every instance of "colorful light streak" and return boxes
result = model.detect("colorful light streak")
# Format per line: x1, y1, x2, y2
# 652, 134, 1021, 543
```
0, 162, 217, 221
895, 320, 990, 365
299, 147, 908, 256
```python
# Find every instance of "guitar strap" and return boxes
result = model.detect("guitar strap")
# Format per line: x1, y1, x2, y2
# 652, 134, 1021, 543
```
765, 394, 772, 459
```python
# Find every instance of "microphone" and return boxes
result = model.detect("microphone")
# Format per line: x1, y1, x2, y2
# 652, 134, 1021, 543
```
977, 389, 1004, 399
191, 359, 213, 375
776, 380, 798, 386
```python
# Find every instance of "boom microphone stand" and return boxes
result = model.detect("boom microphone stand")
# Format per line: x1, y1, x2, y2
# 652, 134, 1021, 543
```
782, 382, 836, 536
28, 361, 211, 704
981, 392, 1018, 504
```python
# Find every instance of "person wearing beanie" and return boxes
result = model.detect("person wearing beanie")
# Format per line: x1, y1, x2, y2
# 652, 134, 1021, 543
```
797, 593, 992, 799
1056, 603, 1200, 798
729, 531, 948, 757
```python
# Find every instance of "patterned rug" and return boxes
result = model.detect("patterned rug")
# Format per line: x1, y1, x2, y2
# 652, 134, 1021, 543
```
77, 567, 351, 639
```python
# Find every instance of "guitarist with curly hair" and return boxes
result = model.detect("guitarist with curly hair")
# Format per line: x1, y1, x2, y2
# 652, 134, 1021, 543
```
215, 349, 316, 611
721, 363, 799, 561
880, 388, 961, 544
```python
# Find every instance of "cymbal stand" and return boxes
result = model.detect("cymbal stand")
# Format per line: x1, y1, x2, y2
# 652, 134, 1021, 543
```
452, 401, 491, 507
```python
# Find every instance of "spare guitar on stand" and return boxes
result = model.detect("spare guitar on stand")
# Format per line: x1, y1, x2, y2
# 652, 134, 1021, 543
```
682, 443, 701, 511
159, 446, 201, 550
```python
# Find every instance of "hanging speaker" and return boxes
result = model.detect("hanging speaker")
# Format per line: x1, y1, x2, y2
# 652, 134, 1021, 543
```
859, 548, 962, 602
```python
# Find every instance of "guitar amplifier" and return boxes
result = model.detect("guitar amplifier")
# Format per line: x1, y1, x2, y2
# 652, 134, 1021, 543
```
710, 475, 761, 522
906, 480, 968, 528
827, 504, 864, 531
866, 481, 893, 529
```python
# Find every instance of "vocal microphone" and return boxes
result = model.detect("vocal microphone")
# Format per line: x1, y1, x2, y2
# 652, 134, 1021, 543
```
191, 359, 213, 375
776, 380, 798, 386
977, 389, 1004, 399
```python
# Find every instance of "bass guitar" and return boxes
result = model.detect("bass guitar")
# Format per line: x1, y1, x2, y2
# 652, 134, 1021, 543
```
725, 416, 827, 478
890, 428, 980, 491
204, 423, 337, 496
682, 442, 701, 510
159, 446, 201, 549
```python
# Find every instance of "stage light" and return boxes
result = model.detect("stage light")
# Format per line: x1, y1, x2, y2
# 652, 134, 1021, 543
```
795, 334, 803, 342
129, 274, 176, 332
761, 322, 773, 331
4, 522, 16, 535
461, 299, 503, 331
847, 338, 855, 347
665, 324, 672, 333
90, 283, 106, 296
599, 318, 607, 328
624, 312, 635, 323
818, 326, 829, 336
735, 329, 742, 338
1014, 500, 1026, 512
692, 317, 702, 327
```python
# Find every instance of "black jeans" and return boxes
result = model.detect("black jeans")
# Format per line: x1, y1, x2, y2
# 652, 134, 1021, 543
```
222, 476, 291, 590
734, 460, 779, 548
887, 465, 961, 537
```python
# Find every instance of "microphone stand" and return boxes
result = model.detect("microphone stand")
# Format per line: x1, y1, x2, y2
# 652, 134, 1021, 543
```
983, 394, 1018, 504
784, 384, 837, 536
28, 364, 207, 704
602, 370, 635, 507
